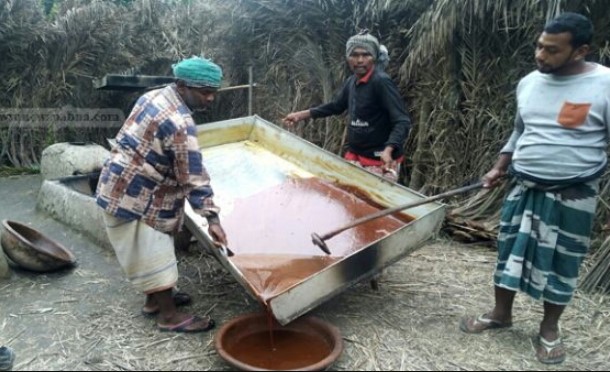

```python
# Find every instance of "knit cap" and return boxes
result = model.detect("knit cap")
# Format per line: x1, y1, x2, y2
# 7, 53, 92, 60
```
346, 31, 380, 60
172, 56, 223, 88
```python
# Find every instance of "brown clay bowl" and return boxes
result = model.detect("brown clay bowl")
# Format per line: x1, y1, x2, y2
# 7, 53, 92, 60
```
215, 312, 343, 371
0, 220, 76, 272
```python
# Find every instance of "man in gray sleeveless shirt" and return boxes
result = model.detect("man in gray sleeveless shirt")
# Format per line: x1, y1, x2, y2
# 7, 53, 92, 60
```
459, 12, 610, 364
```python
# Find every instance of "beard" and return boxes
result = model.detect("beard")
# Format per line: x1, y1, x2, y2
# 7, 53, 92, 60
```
536, 51, 576, 74
192, 104, 209, 112
536, 63, 555, 74
184, 93, 210, 112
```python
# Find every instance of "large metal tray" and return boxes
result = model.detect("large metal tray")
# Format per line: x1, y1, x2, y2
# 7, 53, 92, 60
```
185, 115, 445, 325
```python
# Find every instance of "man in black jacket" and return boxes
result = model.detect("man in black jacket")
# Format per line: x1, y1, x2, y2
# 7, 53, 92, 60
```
282, 31, 411, 182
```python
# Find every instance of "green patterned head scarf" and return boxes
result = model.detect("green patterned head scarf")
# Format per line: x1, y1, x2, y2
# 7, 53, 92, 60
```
172, 56, 223, 88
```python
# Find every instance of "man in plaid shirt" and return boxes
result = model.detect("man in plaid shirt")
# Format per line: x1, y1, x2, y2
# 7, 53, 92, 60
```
96, 56, 227, 333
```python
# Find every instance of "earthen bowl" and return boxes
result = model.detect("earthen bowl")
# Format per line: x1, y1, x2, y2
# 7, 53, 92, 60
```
0, 220, 76, 272
215, 312, 343, 371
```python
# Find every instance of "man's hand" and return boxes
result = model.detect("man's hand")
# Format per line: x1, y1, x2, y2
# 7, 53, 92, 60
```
482, 153, 511, 188
208, 222, 228, 247
380, 146, 396, 173
482, 168, 506, 189
282, 110, 311, 127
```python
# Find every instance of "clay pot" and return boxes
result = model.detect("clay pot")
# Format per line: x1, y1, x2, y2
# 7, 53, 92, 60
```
0, 220, 76, 272
0, 248, 10, 280
215, 312, 343, 371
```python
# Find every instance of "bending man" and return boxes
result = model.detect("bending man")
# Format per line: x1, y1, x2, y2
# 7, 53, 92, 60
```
96, 56, 228, 333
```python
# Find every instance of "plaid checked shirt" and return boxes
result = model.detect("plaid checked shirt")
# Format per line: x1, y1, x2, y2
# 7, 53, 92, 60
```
96, 84, 220, 233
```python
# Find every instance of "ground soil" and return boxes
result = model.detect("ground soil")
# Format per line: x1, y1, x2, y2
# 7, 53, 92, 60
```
0, 175, 608, 371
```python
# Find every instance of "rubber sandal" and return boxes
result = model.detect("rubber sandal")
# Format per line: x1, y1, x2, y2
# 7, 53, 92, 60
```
459, 314, 512, 334
158, 316, 215, 333
535, 335, 566, 364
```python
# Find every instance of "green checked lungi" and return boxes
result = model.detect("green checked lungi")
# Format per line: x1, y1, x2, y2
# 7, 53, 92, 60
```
494, 178, 599, 305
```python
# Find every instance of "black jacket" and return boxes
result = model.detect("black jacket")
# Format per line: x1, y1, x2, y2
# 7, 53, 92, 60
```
309, 68, 411, 159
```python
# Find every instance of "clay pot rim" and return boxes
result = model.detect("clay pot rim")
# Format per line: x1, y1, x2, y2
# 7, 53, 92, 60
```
1, 219, 76, 264
214, 312, 344, 371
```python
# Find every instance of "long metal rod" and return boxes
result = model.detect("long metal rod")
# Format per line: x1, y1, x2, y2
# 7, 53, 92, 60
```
139, 82, 256, 94
311, 181, 484, 253
248, 66, 254, 116
217, 83, 257, 92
